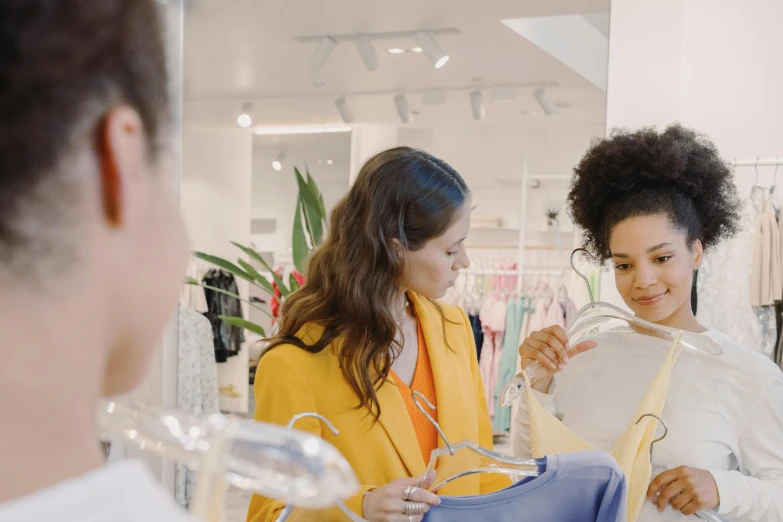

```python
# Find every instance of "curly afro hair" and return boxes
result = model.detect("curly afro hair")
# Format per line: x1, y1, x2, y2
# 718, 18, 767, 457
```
567, 124, 741, 261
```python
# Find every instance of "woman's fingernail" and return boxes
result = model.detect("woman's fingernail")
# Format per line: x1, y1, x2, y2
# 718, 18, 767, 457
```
558, 363, 565, 371
563, 354, 569, 364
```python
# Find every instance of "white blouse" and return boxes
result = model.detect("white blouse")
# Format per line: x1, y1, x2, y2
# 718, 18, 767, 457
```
512, 329, 783, 522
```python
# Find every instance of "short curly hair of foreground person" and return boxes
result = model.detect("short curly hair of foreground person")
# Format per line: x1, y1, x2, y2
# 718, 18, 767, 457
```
567, 124, 742, 261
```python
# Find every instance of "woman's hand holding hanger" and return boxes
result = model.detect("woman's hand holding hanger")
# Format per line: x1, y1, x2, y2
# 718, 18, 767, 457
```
362, 473, 440, 522
518, 325, 598, 393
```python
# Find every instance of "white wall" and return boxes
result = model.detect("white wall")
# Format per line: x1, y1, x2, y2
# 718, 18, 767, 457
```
604, 0, 783, 311
181, 127, 252, 261
251, 140, 351, 261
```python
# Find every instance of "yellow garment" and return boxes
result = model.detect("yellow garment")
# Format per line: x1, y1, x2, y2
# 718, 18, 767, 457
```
523, 331, 684, 522
247, 292, 506, 522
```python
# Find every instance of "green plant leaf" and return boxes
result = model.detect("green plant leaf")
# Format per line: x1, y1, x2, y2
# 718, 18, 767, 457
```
292, 196, 310, 273
230, 242, 289, 296
288, 273, 301, 293
192, 252, 254, 283
295, 167, 323, 245
237, 259, 274, 294
306, 166, 327, 220
218, 315, 266, 337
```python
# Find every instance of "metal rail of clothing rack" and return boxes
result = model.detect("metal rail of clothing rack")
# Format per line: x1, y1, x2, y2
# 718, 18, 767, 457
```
730, 157, 783, 167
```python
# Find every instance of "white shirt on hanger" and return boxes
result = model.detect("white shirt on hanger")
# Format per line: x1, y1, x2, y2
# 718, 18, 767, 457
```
0, 460, 198, 522
512, 329, 783, 522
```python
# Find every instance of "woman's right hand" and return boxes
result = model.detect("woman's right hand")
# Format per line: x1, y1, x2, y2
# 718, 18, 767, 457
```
361, 474, 440, 522
518, 325, 597, 381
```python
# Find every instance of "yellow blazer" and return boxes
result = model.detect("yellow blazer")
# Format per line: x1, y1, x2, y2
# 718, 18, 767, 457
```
246, 292, 503, 522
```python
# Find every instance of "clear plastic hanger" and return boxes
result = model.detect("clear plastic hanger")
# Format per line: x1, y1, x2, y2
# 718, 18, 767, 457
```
412, 391, 544, 493
497, 248, 722, 407
98, 400, 360, 520
275, 412, 366, 522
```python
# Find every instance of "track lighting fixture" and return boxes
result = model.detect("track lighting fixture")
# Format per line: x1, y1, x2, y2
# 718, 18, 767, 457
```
272, 151, 286, 172
394, 94, 412, 124
334, 96, 355, 123
236, 102, 253, 128
307, 36, 337, 77
354, 36, 379, 72
533, 88, 558, 116
414, 31, 449, 69
469, 90, 485, 121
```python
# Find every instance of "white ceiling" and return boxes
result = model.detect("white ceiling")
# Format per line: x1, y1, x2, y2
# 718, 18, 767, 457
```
183, 0, 610, 128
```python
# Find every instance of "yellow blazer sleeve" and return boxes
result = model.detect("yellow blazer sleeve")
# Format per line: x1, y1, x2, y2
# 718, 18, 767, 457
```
457, 307, 512, 494
246, 347, 374, 522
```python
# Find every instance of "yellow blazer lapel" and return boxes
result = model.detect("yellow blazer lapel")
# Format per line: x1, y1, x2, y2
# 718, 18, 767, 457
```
376, 377, 427, 477
409, 293, 465, 449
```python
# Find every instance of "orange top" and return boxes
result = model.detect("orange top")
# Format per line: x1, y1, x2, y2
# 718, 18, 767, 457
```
390, 320, 439, 462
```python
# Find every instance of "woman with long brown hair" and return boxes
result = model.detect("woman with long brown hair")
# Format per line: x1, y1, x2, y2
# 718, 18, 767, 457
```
247, 147, 504, 522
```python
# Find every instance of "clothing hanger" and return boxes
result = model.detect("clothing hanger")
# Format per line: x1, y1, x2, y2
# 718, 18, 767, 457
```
412, 391, 544, 493
275, 412, 367, 522
98, 400, 360, 521
497, 248, 723, 407
639, 414, 727, 522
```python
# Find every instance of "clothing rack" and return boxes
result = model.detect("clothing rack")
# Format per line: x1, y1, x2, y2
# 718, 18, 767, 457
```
464, 268, 564, 276
731, 157, 783, 167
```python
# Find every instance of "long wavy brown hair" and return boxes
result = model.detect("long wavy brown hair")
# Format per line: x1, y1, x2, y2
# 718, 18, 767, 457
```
263, 147, 470, 421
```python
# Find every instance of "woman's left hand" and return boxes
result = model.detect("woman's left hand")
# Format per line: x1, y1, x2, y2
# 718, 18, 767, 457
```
647, 466, 720, 515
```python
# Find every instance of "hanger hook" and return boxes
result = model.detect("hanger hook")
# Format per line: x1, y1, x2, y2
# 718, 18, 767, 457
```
286, 412, 339, 435
755, 156, 762, 185
636, 413, 668, 460
774, 157, 780, 188
570, 248, 598, 307
412, 390, 454, 454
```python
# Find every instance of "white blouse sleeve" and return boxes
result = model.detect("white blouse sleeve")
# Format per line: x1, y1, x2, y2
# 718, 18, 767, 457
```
512, 377, 560, 458
709, 375, 783, 521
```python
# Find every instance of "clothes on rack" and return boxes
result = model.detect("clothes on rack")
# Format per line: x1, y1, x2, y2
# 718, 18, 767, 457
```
513, 329, 783, 522
751, 195, 782, 306
468, 313, 484, 361
422, 451, 627, 522
202, 269, 245, 362
492, 297, 524, 434
176, 306, 220, 509
697, 190, 764, 356
479, 293, 507, 418
181, 257, 208, 313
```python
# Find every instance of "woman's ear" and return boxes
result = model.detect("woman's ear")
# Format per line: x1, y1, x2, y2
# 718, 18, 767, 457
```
692, 239, 704, 270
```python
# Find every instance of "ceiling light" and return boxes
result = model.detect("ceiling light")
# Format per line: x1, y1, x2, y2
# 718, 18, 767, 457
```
414, 31, 449, 69
533, 88, 558, 116
386, 48, 406, 54
237, 102, 253, 128
411, 47, 423, 53
307, 36, 337, 77
326, 159, 334, 165
355, 36, 379, 72
272, 151, 286, 172
334, 96, 355, 124
469, 90, 485, 121
394, 94, 412, 124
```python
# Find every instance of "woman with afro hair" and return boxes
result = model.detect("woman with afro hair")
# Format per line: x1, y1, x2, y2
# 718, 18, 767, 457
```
513, 125, 783, 521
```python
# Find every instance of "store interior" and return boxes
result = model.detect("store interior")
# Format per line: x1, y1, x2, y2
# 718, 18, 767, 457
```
110, 0, 783, 520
